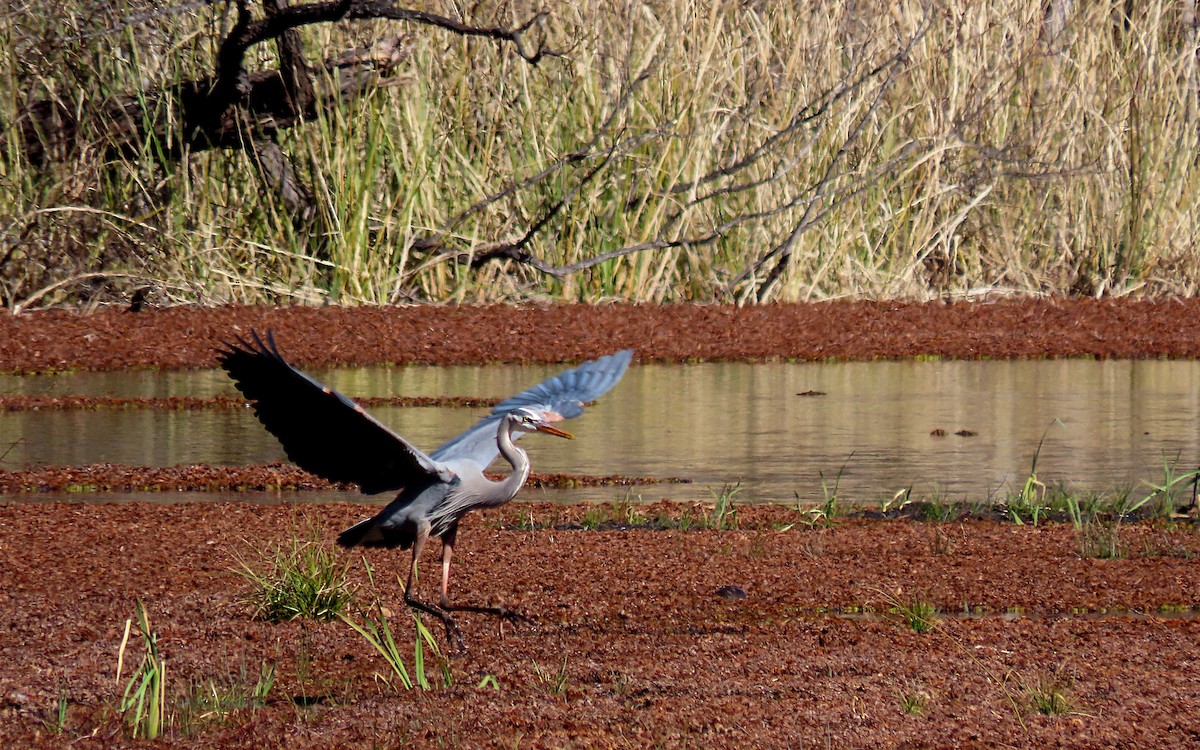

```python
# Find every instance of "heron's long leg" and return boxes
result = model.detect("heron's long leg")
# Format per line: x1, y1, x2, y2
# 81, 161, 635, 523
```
402, 525, 464, 650
437, 525, 456, 609
438, 526, 528, 623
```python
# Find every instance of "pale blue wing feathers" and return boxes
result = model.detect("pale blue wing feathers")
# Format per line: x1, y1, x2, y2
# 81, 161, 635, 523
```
431, 349, 633, 468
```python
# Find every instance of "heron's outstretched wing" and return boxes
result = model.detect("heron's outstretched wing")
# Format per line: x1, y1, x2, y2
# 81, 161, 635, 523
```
219, 331, 451, 495
431, 349, 634, 468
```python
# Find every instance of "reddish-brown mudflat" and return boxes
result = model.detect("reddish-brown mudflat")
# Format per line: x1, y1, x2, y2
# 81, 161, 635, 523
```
3, 298, 1200, 372
2, 301, 1200, 748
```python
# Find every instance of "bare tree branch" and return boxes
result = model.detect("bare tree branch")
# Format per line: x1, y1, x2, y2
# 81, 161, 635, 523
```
733, 12, 933, 302
265, 0, 316, 115
410, 61, 662, 271
463, 145, 620, 271
529, 139, 925, 280
216, 0, 553, 94
669, 47, 911, 199
428, 13, 935, 300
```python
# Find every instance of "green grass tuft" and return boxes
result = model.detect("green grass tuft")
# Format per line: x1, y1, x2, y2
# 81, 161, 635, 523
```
899, 689, 930, 715
234, 527, 356, 623
532, 657, 570, 696
1025, 675, 1074, 716
704, 483, 741, 530
177, 662, 275, 734
894, 600, 938, 634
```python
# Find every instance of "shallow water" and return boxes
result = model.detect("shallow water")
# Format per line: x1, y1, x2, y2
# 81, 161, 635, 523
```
3, 360, 1199, 504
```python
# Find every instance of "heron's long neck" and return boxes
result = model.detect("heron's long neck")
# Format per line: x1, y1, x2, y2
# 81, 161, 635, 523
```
492, 417, 531, 504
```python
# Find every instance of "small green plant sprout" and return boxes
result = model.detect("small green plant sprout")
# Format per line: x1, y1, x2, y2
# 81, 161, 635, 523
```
880, 487, 914, 515
1065, 494, 1128, 559
234, 525, 356, 622
897, 600, 939, 634
54, 690, 69, 734
116, 599, 166, 740
338, 560, 448, 691
659, 505, 698, 531
532, 657, 569, 696
579, 503, 607, 530
928, 526, 955, 556
510, 507, 546, 531
1136, 454, 1200, 518
1024, 672, 1074, 716
899, 688, 930, 715
1086, 529, 1118, 561
178, 662, 276, 733
40, 685, 69, 735
477, 674, 501, 691
878, 589, 938, 633
920, 491, 960, 522
800, 454, 855, 527
1009, 420, 1062, 525
705, 483, 741, 529
612, 489, 648, 527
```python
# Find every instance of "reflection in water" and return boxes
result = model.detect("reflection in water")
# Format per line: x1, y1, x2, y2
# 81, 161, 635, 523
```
3, 361, 1199, 504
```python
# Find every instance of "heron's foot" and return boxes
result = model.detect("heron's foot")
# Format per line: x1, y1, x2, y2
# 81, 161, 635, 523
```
405, 596, 466, 652
445, 602, 532, 625
495, 605, 532, 624
443, 620, 467, 653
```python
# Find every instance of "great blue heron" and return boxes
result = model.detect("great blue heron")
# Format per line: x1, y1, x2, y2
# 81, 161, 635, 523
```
219, 331, 632, 643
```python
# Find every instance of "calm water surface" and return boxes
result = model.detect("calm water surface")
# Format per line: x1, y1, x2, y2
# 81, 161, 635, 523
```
2, 360, 1199, 504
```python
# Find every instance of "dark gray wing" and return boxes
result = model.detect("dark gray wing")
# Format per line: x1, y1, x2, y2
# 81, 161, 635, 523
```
219, 331, 450, 495
431, 349, 634, 468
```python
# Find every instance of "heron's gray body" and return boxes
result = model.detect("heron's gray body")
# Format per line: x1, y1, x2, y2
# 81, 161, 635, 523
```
219, 332, 632, 642
338, 482, 457, 549
337, 452, 525, 550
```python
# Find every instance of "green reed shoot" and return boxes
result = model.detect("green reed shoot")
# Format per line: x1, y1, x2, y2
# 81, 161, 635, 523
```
338, 560, 447, 691
795, 454, 854, 528
1136, 454, 1200, 518
116, 599, 165, 739
40, 685, 70, 735
706, 482, 741, 530
1009, 420, 1062, 525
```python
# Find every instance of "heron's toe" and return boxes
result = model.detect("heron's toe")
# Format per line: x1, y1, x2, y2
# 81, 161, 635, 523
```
498, 606, 532, 623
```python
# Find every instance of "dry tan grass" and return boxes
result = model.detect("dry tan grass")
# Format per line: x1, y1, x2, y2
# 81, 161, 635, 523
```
2, 0, 1198, 307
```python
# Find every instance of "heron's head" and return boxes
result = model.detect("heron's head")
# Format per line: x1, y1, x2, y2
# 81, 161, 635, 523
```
510, 407, 575, 439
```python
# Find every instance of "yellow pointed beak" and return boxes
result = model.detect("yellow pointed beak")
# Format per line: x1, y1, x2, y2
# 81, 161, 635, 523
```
536, 423, 575, 439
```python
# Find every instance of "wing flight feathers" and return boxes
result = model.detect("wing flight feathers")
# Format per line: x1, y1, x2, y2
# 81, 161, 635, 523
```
432, 349, 634, 468
219, 331, 448, 495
